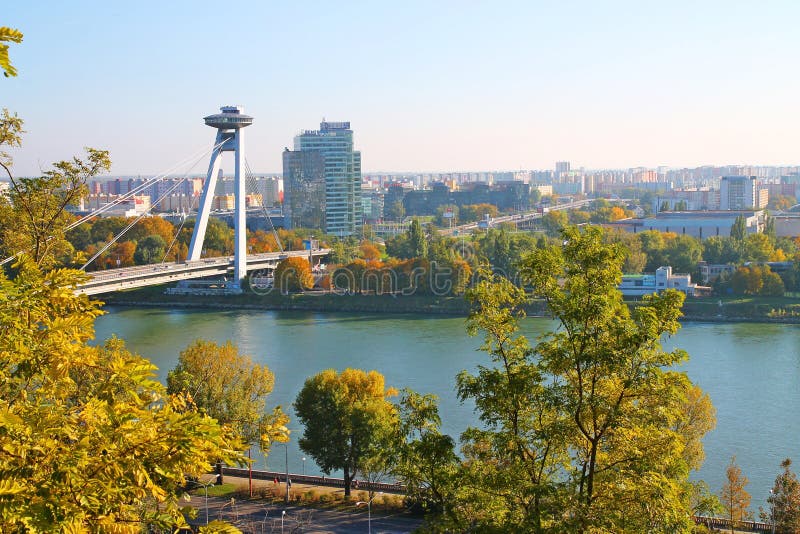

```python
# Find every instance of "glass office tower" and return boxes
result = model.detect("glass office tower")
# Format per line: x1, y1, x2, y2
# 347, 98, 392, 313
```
283, 121, 362, 236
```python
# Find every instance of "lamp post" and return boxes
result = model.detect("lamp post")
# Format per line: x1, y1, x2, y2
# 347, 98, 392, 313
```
356, 492, 382, 534
284, 443, 290, 504
302, 457, 306, 476
192, 474, 220, 525
281, 510, 286, 534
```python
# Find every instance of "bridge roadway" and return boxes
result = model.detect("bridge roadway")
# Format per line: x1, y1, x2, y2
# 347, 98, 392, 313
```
440, 198, 601, 236
77, 249, 330, 296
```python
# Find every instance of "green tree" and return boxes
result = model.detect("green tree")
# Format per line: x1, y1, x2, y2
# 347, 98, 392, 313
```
0, 141, 111, 267
519, 226, 707, 532
721, 456, 752, 530
455, 271, 565, 531
0, 27, 23, 77
0, 260, 243, 531
133, 234, 166, 264
391, 389, 459, 520
408, 218, 428, 258
293, 368, 398, 497
731, 215, 747, 242
540, 209, 567, 237
166, 340, 289, 451
763, 458, 800, 534
386, 200, 405, 221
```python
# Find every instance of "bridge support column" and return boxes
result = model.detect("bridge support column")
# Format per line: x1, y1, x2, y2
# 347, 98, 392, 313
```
186, 107, 253, 293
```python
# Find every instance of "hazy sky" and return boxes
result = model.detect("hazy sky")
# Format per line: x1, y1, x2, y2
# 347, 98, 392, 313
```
4, 1, 800, 176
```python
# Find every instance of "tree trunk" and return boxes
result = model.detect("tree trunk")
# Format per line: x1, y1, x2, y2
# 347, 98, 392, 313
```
343, 466, 351, 498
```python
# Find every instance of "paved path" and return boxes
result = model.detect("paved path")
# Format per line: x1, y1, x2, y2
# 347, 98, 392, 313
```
187, 495, 424, 533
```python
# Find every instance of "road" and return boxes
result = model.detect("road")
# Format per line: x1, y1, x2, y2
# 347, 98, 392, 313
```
187, 495, 424, 533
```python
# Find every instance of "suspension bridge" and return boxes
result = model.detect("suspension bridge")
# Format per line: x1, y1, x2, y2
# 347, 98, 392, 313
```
5, 105, 329, 296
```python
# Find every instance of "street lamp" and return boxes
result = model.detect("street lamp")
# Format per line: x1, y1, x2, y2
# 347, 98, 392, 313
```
284, 443, 290, 504
281, 510, 286, 534
356, 492, 383, 534
302, 457, 306, 476
191, 474, 220, 525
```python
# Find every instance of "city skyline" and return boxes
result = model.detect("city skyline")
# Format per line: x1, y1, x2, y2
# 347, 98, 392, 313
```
4, 1, 800, 176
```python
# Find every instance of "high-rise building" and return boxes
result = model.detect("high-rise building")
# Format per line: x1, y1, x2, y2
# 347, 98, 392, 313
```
555, 161, 571, 178
283, 121, 362, 236
719, 175, 767, 209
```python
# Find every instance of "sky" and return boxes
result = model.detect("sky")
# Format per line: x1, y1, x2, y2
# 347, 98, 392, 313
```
3, 1, 800, 176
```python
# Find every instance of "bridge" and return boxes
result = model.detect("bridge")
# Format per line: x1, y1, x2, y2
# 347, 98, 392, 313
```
47, 105, 330, 296
77, 249, 330, 296
440, 198, 605, 236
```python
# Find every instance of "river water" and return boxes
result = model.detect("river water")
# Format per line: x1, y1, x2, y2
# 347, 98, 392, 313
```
94, 307, 800, 510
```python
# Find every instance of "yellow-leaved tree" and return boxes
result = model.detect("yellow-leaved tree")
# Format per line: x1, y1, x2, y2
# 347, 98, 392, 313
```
0, 260, 245, 532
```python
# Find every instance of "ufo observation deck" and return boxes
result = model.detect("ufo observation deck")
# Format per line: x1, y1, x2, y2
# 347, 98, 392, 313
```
204, 106, 253, 129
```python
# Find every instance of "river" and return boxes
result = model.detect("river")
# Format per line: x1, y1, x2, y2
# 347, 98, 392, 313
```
94, 307, 800, 511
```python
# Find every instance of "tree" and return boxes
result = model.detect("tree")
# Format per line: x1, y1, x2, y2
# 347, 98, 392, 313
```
540, 209, 567, 237
415, 226, 712, 533
731, 215, 747, 242
133, 234, 166, 264
721, 456, 752, 530
0, 27, 23, 77
0, 129, 111, 267
273, 256, 314, 292
386, 200, 405, 221
0, 259, 243, 531
518, 226, 706, 532
293, 368, 398, 497
764, 458, 800, 534
166, 340, 289, 450
408, 218, 428, 258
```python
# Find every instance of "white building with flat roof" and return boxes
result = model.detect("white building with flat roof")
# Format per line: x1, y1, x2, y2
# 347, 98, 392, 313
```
619, 266, 703, 297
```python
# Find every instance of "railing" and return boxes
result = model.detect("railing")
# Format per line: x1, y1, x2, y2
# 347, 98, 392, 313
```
692, 515, 772, 533
218, 465, 406, 494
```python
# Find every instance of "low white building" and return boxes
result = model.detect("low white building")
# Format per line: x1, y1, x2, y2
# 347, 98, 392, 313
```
619, 266, 703, 297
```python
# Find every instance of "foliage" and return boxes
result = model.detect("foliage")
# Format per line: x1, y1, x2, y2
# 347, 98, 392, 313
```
731, 215, 747, 242
459, 203, 499, 224
730, 265, 785, 297
0, 117, 111, 267
0, 27, 23, 78
0, 259, 243, 531
721, 456, 752, 526
133, 234, 166, 265
293, 369, 398, 497
540, 209, 568, 237
166, 339, 289, 451
517, 225, 704, 532
0, 108, 23, 168
407, 226, 713, 533
763, 458, 800, 533
273, 256, 314, 292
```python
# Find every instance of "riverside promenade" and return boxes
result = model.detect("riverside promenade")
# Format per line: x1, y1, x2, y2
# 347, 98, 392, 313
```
185, 471, 422, 533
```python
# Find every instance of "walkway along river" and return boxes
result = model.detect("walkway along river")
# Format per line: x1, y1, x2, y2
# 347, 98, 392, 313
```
94, 307, 800, 511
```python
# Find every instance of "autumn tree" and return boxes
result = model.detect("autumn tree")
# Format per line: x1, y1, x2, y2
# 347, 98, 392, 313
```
293, 368, 398, 497
763, 459, 800, 534
166, 340, 289, 452
0, 26, 23, 77
721, 456, 752, 530
273, 256, 314, 292
0, 109, 111, 268
0, 260, 243, 531
518, 225, 709, 532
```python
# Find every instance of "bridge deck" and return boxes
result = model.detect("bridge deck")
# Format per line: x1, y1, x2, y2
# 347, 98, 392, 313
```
77, 249, 329, 296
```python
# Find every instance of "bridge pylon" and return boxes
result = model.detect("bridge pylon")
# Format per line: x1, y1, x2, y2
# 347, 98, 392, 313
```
187, 106, 253, 292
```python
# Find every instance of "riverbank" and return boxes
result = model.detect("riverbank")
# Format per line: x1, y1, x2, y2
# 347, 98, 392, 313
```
99, 285, 800, 323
